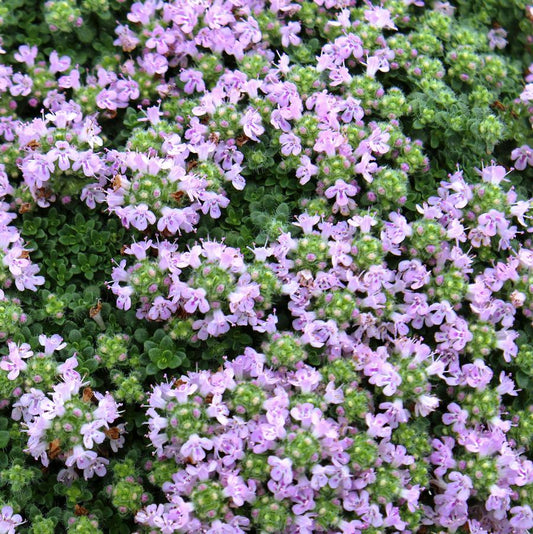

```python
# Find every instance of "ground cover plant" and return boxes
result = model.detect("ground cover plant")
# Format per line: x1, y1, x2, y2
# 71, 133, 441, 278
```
0, 0, 533, 532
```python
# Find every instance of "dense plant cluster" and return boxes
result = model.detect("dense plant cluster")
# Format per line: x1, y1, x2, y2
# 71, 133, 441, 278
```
0, 0, 532, 532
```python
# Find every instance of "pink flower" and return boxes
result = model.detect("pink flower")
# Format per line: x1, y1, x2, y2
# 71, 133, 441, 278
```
366, 360, 402, 396
206, 395, 230, 425
268, 456, 293, 485
115, 79, 140, 103
82, 456, 109, 479
139, 52, 168, 75
222, 473, 256, 506
478, 164, 509, 184
180, 69, 205, 94
148, 296, 175, 321
400, 485, 421, 513
288, 366, 322, 393
364, 6, 397, 30
93, 393, 121, 423
383, 503, 406, 530
115, 285, 134, 311
184, 288, 210, 314
240, 109, 264, 142
487, 27, 507, 49
365, 55, 390, 78
414, 395, 440, 416
180, 434, 213, 463
72, 150, 102, 177
520, 83, 533, 102
290, 403, 322, 427
47, 141, 78, 171
296, 155, 319, 185
461, 359, 493, 390
96, 89, 119, 110
228, 283, 260, 314
66, 445, 98, 470
497, 372, 519, 396
146, 25, 175, 55
301, 320, 337, 349
205, 310, 233, 337
80, 420, 106, 449
0, 342, 33, 380
57, 356, 81, 381
329, 65, 352, 86
496, 329, 519, 362
355, 152, 378, 182
14, 45, 38, 66
511, 505, 533, 528
338, 97, 364, 123
0, 506, 24, 533
314, 129, 345, 156
38, 334, 66, 355
294, 213, 320, 234
225, 163, 246, 190
49, 50, 71, 73
280, 21, 301, 47
58, 69, 80, 90
511, 145, 533, 170
21, 154, 54, 189
279, 132, 302, 156
367, 127, 390, 154
442, 402, 468, 431
199, 191, 230, 218
117, 204, 156, 231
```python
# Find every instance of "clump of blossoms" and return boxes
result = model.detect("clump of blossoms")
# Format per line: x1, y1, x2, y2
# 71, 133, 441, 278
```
108, 238, 280, 340
0, 163, 44, 293
140, 350, 420, 533
11, 352, 125, 481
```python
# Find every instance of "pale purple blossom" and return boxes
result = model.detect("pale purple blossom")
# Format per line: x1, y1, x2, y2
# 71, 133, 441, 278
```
0, 506, 24, 533
240, 109, 264, 142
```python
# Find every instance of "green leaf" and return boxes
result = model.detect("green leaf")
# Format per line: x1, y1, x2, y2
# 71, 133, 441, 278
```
0, 431, 10, 448
430, 134, 440, 149
153, 329, 166, 342
156, 356, 170, 370
516, 371, 530, 389
144, 340, 157, 351
145, 363, 159, 375
58, 229, 79, 246
148, 348, 160, 362
160, 336, 174, 351
69, 330, 82, 343
134, 328, 149, 343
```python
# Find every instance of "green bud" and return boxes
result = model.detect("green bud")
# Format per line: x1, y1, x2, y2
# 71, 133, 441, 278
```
284, 431, 320, 468
263, 333, 307, 369
111, 479, 144, 515
252, 496, 289, 534
347, 433, 378, 471
352, 235, 384, 270
190, 481, 227, 521
229, 383, 266, 416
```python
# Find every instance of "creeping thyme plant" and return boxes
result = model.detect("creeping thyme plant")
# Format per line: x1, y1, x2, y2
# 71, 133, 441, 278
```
0, 0, 533, 532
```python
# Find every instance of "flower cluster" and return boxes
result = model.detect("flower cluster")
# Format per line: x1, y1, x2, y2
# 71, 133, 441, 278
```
140, 352, 420, 533
104, 147, 232, 235
12, 352, 124, 481
0, 163, 44, 293
109, 238, 280, 340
